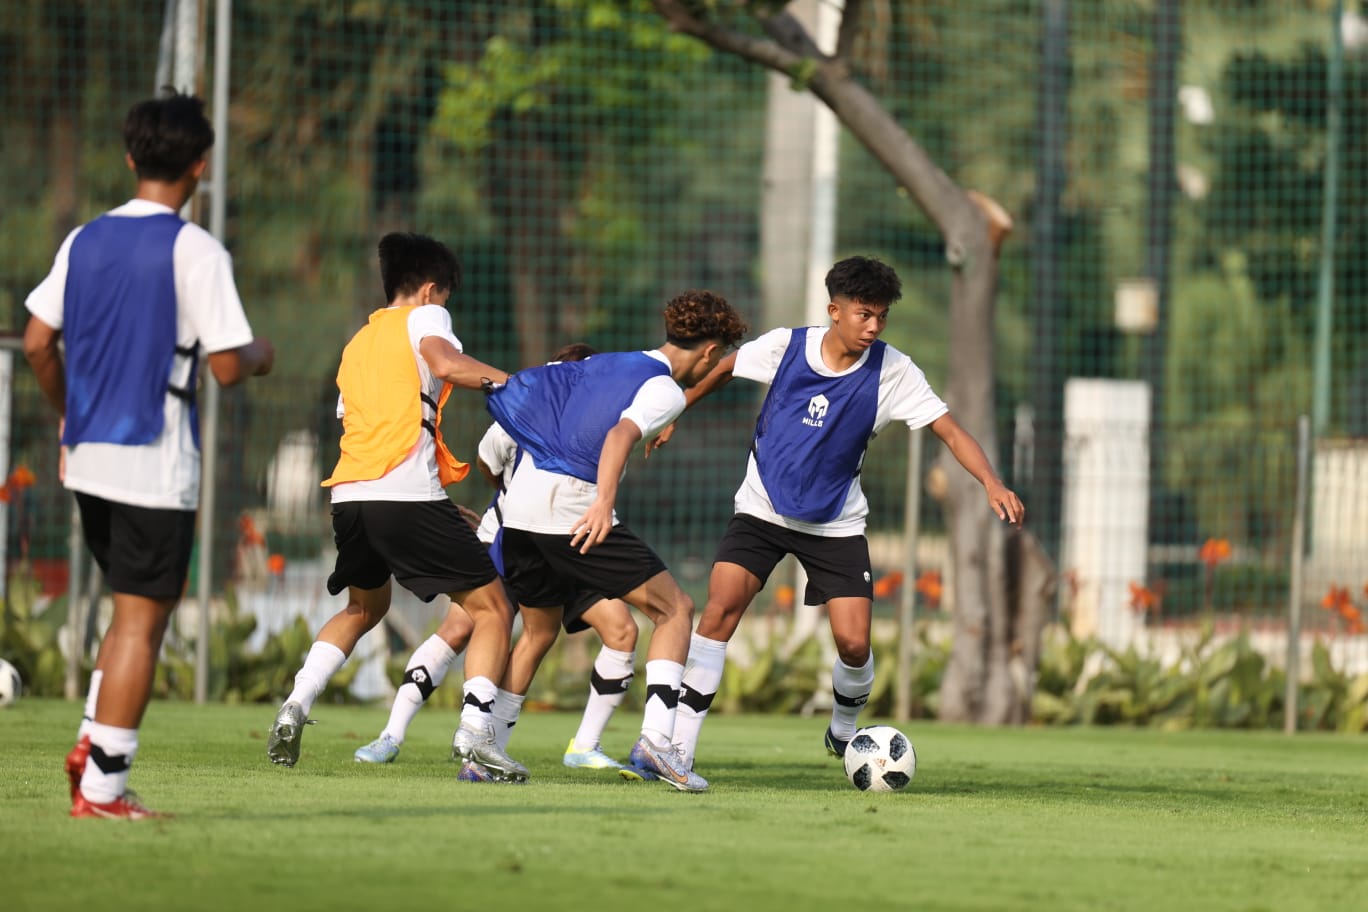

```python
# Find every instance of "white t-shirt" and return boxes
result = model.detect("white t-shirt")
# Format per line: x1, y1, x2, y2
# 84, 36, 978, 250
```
501, 350, 684, 534
475, 422, 518, 545
330, 305, 465, 504
731, 326, 949, 537
25, 200, 256, 510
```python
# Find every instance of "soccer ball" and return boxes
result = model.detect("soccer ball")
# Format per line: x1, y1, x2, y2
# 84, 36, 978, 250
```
843, 725, 916, 792
0, 658, 22, 708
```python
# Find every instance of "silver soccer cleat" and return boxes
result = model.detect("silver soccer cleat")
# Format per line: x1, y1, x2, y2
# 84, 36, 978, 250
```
354, 733, 401, 764
266, 700, 314, 767
451, 717, 529, 783
625, 736, 708, 792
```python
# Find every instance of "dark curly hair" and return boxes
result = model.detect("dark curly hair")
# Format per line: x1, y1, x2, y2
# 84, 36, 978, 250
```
825, 256, 902, 305
663, 290, 748, 350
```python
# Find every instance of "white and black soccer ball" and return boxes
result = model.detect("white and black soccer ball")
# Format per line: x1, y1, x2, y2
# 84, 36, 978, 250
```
843, 725, 916, 792
0, 658, 22, 708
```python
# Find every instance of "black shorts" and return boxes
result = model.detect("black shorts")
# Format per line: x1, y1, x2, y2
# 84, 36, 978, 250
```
75, 492, 196, 600
562, 588, 610, 635
327, 500, 499, 602
713, 513, 873, 604
500, 525, 666, 613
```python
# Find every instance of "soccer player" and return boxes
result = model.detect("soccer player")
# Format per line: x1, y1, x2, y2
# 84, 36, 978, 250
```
266, 232, 528, 783
663, 256, 1024, 772
354, 344, 641, 771
24, 91, 275, 819
486, 291, 748, 791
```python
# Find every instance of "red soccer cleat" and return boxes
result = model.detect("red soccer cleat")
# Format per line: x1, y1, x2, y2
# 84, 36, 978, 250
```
65, 735, 91, 801
70, 790, 167, 820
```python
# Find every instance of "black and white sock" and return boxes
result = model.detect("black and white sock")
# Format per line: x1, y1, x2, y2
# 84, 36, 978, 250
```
830, 653, 874, 741
571, 646, 634, 752
381, 635, 457, 744
671, 634, 727, 768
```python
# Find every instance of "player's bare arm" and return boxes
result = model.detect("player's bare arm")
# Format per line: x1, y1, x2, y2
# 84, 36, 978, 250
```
419, 336, 509, 389
22, 315, 65, 416
570, 418, 641, 553
646, 350, 738, 458
208, 337, 276, 387
929, 412, 1025, 525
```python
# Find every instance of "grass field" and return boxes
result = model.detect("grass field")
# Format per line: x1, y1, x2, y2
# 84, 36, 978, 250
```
3, 699, 1366, 912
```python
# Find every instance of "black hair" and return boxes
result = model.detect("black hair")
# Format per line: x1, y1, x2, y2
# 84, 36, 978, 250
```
123, 90, 214, 182
825, 256, 902, 305
377, 233, 461, 302
551, 342, 597, 362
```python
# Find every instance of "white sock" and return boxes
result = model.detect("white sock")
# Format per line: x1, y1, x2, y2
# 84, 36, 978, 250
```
381, 635, 458, 744
460, 675, 498, 729
640, 659, 684, 747
491, 688, 525, 750
672, 634, 727, 768
80, 721, 138, 803
571, 646, 634, 752
830, 653, 875, 740
286, 641, 348, 716
77, 670, 103, 741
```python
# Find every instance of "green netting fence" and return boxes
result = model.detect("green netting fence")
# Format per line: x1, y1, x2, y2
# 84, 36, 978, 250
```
1, 1, 1365, 700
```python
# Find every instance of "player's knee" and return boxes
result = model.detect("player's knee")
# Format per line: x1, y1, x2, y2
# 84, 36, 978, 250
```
834, 638, 871, 668
599, 615, 639, 652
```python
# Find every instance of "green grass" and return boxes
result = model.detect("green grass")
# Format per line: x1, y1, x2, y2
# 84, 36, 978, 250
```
3, 699, 1367, 912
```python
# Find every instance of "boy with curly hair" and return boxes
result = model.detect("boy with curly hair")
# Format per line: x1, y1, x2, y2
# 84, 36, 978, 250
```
485, 290, 748, 791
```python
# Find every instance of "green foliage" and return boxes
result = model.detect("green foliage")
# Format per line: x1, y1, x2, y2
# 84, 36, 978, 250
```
0, 565, 76, 698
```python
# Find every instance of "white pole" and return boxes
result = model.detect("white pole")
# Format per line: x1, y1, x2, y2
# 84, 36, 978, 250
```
1283, 415, 1311, 735
803, 0, 843, 329
194, 0, 231, 705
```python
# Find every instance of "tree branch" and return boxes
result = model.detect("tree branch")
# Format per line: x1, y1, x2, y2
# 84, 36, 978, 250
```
836, 0, 865, 60
649, 0, 808, 73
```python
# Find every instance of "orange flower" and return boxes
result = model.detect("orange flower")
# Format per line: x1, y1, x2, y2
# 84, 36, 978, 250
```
0, 487, 9, 504
914, 570, 943, 608
7, 465, 36, 489
774, 585, 795, 611
1321, 585, 1354, 615
1198, 538, 1232, 567
1128, 581, 1160, 614
238, 514, 266, 547
267, 553, 286, 576
872, 572, 904, 600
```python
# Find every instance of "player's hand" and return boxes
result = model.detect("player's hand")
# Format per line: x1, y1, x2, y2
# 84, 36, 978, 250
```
569, 499, 614, 554
986, 481, 1025, 526
455, 504, 482, 531
644, 422, 677, 460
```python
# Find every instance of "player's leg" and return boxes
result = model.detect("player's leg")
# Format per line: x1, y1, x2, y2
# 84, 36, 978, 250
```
799, 533, 876, 757
823, 597, 875, 755
616, 568, 708, 790
565, 597, 637, 768
270, 581, 391, 766
73, 592, 176, 818
670, 561, 765, 769
492, 603, 564, 749
70, 494, 192, 819
672, 514, 785, 769
447, 579, 526, 780
356, 602, 472, 763
272, 501, 392, 767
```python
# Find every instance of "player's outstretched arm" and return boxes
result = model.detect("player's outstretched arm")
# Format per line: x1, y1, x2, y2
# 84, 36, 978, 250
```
419, 336, 509, 390
570, 418, 642, 554
22, 315, 65, 416
208, 336, 275, 386
929, 412, 1025, 525
646, 350, 738, 458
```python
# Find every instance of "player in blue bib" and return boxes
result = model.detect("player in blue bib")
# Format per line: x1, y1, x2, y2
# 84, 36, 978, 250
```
657, 256, 1024, 776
